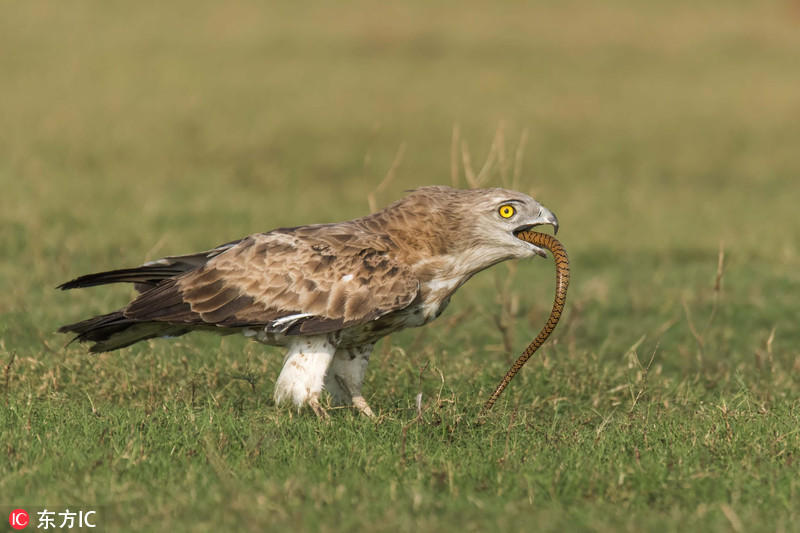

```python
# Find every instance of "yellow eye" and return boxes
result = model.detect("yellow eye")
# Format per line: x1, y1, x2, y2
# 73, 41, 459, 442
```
498, 204, 516, 218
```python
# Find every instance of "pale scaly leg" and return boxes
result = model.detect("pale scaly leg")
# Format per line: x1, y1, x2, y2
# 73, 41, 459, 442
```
274, 335, 336, 418
324, 343, 375, 417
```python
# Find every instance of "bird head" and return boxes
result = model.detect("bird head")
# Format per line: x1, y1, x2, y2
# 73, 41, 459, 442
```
378, 186, 559, 270
476, 187, 559, 258
441, 186, 559, 262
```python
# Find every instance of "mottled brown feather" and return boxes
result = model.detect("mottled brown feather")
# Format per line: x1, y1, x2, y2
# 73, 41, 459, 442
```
120, 220, 420, 333
60, 186, 558, 353
112, 187, 542, 336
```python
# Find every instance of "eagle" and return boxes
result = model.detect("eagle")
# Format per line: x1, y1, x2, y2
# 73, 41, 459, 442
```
59, 186, 559, 418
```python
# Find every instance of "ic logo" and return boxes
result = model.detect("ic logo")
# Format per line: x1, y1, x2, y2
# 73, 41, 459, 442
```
9, 509, 29, 530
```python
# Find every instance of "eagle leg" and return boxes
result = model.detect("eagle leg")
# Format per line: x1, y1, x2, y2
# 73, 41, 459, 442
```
325, 344, 375, 418
351, 394, 375, 418
307, 392, 330, 420
274, 336, 336, 412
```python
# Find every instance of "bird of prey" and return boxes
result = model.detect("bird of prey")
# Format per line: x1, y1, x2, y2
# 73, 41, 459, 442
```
59, 186, 559, 418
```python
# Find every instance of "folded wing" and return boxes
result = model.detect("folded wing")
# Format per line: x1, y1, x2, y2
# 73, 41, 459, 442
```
123, 229, 419, 336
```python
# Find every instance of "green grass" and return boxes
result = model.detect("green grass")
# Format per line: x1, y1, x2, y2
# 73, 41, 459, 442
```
2, 1, 800, 531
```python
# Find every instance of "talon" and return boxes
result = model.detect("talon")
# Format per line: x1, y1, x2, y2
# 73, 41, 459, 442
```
352, 396, 375, 418
308, 393, 329, 420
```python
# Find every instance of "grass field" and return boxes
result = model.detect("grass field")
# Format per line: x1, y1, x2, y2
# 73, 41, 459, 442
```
2, 1, 800, 531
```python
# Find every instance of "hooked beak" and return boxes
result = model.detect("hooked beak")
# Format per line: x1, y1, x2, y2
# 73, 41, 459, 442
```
513, 206, 559, 258
539, 207, 559, 235
514, 206, 559, 235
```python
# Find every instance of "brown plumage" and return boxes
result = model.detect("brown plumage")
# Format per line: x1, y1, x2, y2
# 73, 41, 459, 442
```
59, 186, 559, 417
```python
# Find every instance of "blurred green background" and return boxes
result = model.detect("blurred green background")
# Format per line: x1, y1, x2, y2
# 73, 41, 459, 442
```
3, 1, 799, 258
1, 1, 799, 531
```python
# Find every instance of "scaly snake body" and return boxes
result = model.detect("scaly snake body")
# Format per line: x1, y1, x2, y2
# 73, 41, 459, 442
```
480, 230, 570, 414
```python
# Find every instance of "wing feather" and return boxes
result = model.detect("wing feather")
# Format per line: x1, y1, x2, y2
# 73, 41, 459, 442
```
121, 227, 419, 334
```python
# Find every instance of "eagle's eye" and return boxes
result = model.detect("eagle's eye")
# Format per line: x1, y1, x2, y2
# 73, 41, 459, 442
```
498, 204, 516, 219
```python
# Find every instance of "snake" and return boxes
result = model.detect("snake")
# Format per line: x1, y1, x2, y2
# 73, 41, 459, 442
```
480, 230, 570, 414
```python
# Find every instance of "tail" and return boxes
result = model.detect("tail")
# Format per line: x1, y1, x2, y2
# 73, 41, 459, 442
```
57, 239, 244, 351
59, 311, 189, 353
57, 238, 243, 292
57, 266, 188, 291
